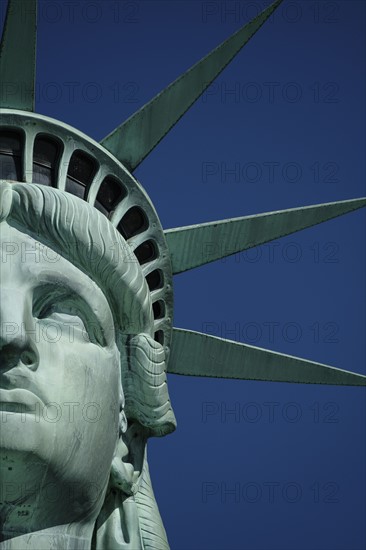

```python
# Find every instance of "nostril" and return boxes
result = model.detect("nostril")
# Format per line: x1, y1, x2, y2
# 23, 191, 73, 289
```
0, 342, 39, 372
20, 350, 37, 367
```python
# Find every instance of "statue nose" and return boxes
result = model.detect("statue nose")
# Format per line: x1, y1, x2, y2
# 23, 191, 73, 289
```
0, 289, 39, 373
0, 341, 39, 373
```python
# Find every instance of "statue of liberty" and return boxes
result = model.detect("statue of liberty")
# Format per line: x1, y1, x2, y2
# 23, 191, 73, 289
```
0, 1, 364, 548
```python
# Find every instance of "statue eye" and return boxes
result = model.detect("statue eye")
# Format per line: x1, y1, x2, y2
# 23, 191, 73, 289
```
43, 311, 90, 340
33, 293, 107, 347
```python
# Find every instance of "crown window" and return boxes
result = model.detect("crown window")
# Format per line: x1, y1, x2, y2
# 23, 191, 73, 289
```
0, 130, 23, 181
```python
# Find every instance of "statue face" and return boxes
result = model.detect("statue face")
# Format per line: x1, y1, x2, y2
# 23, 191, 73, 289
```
0, 222, 121, 518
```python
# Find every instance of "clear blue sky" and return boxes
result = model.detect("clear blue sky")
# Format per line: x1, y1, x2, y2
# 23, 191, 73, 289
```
1, 1, 365, 548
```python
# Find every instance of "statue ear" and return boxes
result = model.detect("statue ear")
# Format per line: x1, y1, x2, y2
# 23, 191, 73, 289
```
109, 419, 147, 496
121, 333, 177, 437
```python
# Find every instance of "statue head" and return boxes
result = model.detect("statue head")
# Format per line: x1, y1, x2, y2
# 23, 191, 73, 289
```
0, 179, 176, 549
1, 1, 365, 548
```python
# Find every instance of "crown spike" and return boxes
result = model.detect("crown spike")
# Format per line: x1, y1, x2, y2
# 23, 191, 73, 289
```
0, 0, 37, 111
100, 0, 283, 172
169, 329, 366, 386
165, 198, 366, 274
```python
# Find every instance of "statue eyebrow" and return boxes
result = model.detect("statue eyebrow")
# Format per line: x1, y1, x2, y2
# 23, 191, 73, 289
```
28, 264, 112, 313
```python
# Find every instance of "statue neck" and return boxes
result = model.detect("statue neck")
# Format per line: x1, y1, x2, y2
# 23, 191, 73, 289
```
0, 451, 106, 549
0, 522, 95, 550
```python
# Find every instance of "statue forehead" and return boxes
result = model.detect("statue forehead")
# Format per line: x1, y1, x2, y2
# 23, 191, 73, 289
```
0, 222, 114, 320
1, 221, 89, 277
1, 221, 61, 263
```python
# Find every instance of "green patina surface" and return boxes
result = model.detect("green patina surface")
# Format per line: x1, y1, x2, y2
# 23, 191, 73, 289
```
0, 0, 365, 548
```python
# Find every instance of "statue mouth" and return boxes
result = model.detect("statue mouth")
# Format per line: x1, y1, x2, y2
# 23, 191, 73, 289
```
0, 389, 45, 415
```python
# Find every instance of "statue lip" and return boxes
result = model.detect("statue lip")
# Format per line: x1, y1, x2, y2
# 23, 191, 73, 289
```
0, 389, 45, 415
